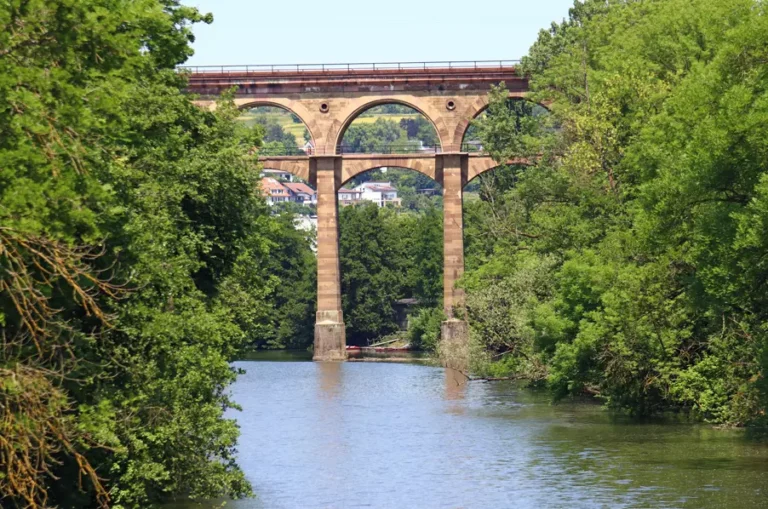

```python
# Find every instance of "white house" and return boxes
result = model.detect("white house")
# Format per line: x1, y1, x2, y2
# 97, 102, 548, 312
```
354, 182, 401, 208
338, 187, 362, 206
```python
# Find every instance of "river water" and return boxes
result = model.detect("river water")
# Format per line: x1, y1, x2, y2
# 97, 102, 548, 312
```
175, 353, 768, 508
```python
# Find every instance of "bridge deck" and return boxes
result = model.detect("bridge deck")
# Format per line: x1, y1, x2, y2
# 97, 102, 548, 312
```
183, 60, 525, 97
183, 61, 530, 358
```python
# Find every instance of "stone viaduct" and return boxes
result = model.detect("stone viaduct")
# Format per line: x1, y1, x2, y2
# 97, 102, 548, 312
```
184, 61, 529, 363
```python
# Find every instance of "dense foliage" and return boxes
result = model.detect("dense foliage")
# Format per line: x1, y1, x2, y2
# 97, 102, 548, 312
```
339, 202, 442, 345
465, 0, 768, 425
240, 107, 308, 155
342, 106, 440, 153
0, 1, 313, 507
408, 307, 445, 352
253, 214, 316, 350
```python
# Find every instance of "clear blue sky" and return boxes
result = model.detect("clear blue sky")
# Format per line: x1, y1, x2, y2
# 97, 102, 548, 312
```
182, 0, 576, 66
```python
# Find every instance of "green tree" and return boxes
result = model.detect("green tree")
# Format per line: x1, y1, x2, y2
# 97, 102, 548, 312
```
0, 0, 314, 506
408, 307, 445, 352
405, 206, 443, 305
251, 115, 301, 155
342, 118, 418, 153
339, 204, 404, 343
338, 199, 443, 345
464, 0, 768, 425
260, 213, 317, 350
399, 116, 439, 147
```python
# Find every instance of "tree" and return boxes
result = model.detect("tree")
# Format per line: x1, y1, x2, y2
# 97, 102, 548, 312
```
250, 115, 301, 154
0, 0, 314, 506
399, 116, 439, 147
259, 214, 316, 350
342, 118, 418, 153
405, 206, 443, 305
338, 198, 444, 345
464, 0, 768, 425
339, 204, 404, 343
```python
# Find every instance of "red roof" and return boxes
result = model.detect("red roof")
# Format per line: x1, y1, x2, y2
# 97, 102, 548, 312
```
261, 177, 291, 196
284, 182, 316, 195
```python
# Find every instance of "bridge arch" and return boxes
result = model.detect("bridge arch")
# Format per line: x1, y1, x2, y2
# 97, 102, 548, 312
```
452, 92, 540, 151
467, 154, 536, 184
338, 157, 438, 190
234, 98, 319, 150
331, 99, 445, 155
258, 157, 312, 182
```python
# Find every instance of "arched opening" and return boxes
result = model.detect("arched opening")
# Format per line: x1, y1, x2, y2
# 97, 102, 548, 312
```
464, 164, 524, 200
461, 98, 550, 153
337, 167, 443, 349
241, 105, 318, 217
462, 163, 528, 272
239, 104, 314, 156
337, 103, 441, 155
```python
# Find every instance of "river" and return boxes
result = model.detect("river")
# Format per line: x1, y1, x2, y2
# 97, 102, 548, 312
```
172, 352, 768, 508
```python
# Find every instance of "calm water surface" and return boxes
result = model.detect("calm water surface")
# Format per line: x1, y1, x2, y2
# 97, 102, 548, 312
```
174, 353, 768, 508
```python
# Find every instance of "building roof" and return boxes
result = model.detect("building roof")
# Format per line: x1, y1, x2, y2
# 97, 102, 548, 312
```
284, 182, 316, 195
261, 177, 291, 196
338, 188, 362, 194
358, 182, 396, 192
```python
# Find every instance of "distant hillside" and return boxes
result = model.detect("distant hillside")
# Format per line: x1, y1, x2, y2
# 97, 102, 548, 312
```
239, 105, 429, 147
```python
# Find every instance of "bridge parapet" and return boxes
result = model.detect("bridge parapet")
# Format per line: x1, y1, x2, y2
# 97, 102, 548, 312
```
180, 59, 519, 76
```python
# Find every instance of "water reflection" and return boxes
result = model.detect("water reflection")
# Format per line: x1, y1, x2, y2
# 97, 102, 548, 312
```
167, 358, 768, 509
443, 367, 467, 401
317, 361, 342, 399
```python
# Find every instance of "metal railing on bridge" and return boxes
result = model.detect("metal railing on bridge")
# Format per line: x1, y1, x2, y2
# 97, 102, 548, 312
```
255, 144, 445, 157
179, 60, 520, 74
460, 142, 485, 153
337, 144, 442, 155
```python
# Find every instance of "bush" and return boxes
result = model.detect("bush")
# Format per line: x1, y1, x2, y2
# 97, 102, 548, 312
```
408, 307, 445, 352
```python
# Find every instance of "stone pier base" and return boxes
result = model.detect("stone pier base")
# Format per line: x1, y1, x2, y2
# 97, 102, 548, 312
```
439, 319, 470, 372
314, 321, 347, 361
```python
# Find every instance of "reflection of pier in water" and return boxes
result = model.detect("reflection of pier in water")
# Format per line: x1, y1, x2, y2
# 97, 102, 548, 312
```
444, 367, 467, 415
318, 361, 342, 400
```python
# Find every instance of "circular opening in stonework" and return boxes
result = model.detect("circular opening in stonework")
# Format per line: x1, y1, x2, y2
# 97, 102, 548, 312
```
446, 100, 456, 111
319, 103, 330, 113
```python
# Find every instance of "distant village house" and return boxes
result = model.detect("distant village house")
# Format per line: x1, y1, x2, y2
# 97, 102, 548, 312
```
283, 182, 317, 205
261, 176, 401, 209
261, 177, 292, 205
338, 188, 363, 206
355, 182, 401, 208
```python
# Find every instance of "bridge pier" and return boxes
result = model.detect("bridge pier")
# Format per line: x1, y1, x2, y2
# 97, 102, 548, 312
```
313, 156, 347, 361
187, 62, 529, 366
439, 154, 470, 371
309, 153, 472, 364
